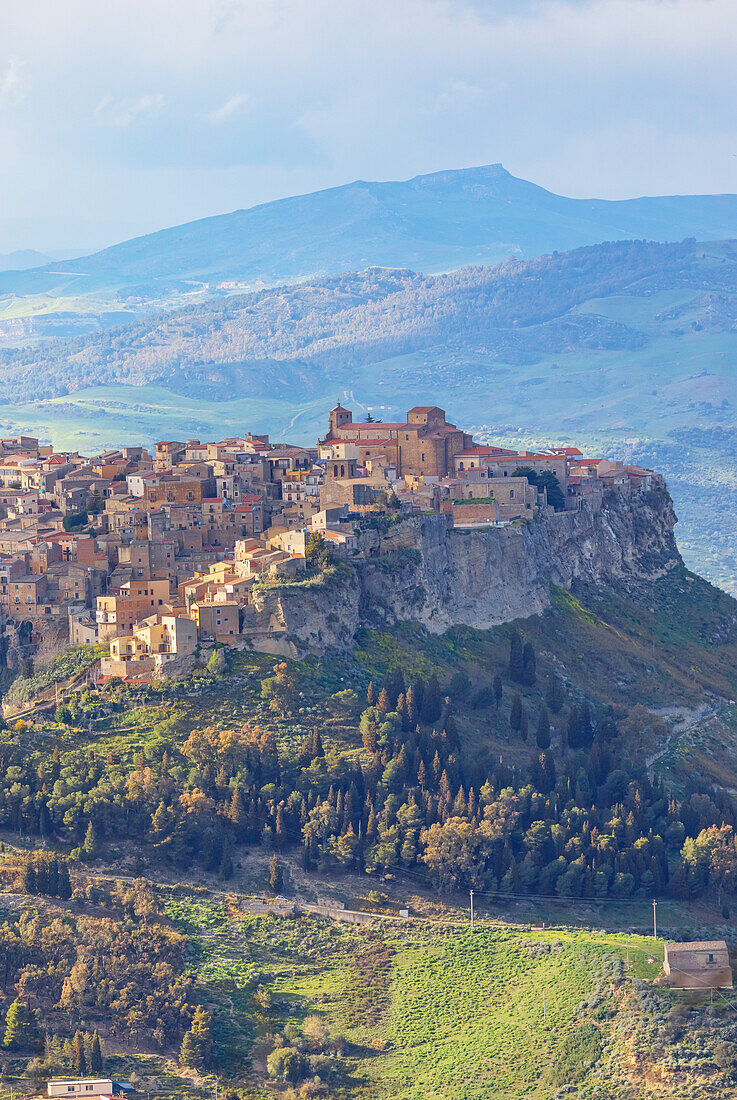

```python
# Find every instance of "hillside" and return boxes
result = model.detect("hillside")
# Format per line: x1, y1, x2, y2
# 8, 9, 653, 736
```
4, 163, 737, 330
2, 520, 737, 1096
0, 238, 731, 401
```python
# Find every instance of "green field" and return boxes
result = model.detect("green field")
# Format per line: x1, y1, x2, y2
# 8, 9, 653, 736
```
162, 896, 662, 1099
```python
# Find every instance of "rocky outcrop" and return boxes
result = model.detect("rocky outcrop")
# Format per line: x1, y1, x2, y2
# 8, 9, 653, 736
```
242, 492, 679, 655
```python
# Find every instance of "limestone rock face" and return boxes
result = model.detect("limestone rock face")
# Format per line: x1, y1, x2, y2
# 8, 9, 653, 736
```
244, 493, 679, 655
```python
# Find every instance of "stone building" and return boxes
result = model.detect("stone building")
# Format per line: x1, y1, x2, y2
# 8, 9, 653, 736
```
320, 404, 472, 478
663, 940, 733, 989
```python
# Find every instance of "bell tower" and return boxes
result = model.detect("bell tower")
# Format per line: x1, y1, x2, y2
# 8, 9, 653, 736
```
328, 402, 352, 437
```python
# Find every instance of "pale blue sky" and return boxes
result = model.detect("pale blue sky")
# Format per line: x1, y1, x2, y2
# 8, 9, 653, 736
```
0, 0, 734, 252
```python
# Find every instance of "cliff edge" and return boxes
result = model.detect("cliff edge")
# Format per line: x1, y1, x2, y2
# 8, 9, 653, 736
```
243, 491, 679, 655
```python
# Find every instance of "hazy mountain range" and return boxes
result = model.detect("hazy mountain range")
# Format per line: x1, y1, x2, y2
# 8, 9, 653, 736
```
3, 163, 737, 321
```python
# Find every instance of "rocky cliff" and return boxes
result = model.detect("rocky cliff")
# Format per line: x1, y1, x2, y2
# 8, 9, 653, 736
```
243, 492, 679, 656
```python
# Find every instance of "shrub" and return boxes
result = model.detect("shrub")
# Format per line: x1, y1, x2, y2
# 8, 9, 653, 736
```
549, 1023, 602, 1086
471, 685, 495, 710
267, 1046, 304, 1083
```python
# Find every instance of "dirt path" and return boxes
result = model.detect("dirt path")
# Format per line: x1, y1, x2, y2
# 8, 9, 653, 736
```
646, 703, 714, 772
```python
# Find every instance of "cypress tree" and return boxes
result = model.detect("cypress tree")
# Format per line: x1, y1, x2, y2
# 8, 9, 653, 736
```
520, 707, 529, 743
82, 821, 97, 860
268, 855, 283, 893
411, 676, 425, 716
377, 687, 391, 715
34, 854, 49, 896
47, 854, 59, 897
362, 717, 377, 755
545, 672, 564, 714
421, 675, 442, 724
57, 858, 72, 900
521, 642, 536, 686
493, 674, 503, 710
311, 727, 324, 758
510, 693, 522, 732
19, 857, 35, 895
90, 1031, 103, 1074
228, 788, 247, 834
366, 680, 377, 707
405, 685, 419, 729
536, 706, 551, 750
180, 1006, 212, 1071
73, 1030, 87, 1075
509, 632, 524, 682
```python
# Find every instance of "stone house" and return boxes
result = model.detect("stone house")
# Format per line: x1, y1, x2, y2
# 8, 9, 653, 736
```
663, 940, 733, 989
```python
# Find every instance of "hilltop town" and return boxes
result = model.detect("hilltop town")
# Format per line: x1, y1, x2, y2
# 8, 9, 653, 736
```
0, 402, 659, 686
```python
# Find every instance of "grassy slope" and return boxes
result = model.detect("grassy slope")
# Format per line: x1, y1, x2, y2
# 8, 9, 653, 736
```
163, 896, 669, 1100
5, 563, 737, 1097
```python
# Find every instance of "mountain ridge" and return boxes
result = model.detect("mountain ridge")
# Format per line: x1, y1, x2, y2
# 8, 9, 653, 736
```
5, 164, 737, 314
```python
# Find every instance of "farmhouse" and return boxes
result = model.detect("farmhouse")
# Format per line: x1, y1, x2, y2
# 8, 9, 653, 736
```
663, 940, 733, 990
46, 1080, 132, 1099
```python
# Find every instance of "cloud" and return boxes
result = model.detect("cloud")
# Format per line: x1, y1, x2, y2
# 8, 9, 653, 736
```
93, 94, 166, 128
0, 57, 24, 107
1, 0, 737, 250
206, 93, 250, 124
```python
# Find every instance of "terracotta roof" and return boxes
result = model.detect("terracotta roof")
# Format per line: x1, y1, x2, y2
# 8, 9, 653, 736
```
336, 422, 406, 431
666, 940, 729, 952
456, 446, 517, 457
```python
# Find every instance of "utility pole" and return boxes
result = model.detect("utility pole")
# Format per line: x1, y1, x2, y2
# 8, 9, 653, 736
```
469, 889, 474, 931
652, 898, 658, 939
626, 944, 629, 969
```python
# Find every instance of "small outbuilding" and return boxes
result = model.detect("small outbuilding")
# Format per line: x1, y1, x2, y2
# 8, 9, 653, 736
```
663, 940, 733, 990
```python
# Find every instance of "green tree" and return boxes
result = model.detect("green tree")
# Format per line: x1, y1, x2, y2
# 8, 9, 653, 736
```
510, 693, 522, 732
305, 531, 331, 571
493, 674, 503, 710
509, 632, 524, 682
545, 672, 565, 714
421, 675, 442, 724
269, 855, 284, 893
267, 1047, 304, 1083
89, 1031, 103, 1074
19, 857, 35, 894
82, 821, 98, 860
55, 703, 72, 726
3, 999, 42, 1051
180, 1006, 212, 1071
73, 1030, 87, 1076
536, 706, 551, 750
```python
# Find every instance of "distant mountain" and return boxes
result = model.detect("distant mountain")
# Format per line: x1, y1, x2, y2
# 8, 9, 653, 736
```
0, 249, 54, 272
4, 164, 737, 309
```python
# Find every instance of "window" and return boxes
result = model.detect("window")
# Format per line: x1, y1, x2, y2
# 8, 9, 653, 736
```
421, 453, 425, 462
709, 953, 715, 962
510, 490, 514, 498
